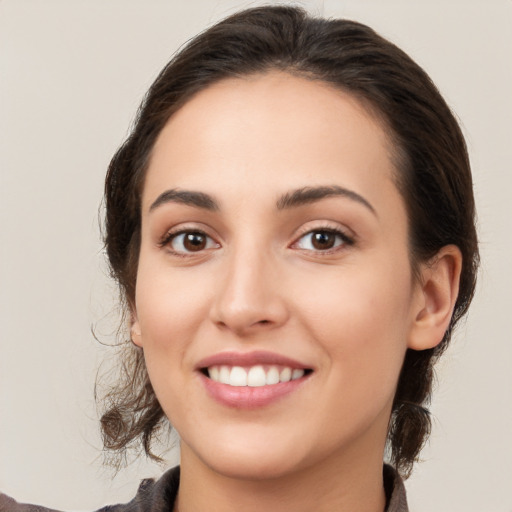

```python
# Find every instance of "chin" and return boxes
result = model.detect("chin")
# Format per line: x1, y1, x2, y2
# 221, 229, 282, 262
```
204, 450, 306, 482
181, 425, 313, 481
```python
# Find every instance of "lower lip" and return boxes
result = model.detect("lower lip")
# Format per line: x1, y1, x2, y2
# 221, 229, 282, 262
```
199, 372, 310, 409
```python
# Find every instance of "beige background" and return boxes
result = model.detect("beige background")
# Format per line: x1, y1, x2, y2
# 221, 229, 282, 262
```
1, 1, 511, 510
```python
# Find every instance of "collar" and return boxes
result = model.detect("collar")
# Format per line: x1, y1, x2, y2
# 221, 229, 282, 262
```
0, 464, 409, 511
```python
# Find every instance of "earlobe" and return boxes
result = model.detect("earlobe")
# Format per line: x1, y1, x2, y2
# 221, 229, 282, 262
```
408, 245, 462, 351
130, 311, 143, 347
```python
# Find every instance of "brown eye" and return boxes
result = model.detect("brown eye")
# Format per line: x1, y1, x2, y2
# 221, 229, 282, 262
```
183, 232, 206, 251
294, 229, 351, 252
311, 231, 336, 250
169, 231, 217, 253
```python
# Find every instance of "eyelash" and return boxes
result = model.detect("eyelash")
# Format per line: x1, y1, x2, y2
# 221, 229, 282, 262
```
291, 226, 354, 255
159, 228, 219, 257
159, 225, 354, 257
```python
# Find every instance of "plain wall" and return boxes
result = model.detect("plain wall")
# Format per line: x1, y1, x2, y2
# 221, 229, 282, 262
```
1, 1, 511, 510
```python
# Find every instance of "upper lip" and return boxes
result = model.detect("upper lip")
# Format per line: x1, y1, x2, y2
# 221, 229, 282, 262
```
196, 350, 312, 370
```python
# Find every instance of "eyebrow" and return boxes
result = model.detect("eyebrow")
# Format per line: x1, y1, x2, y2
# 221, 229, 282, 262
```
149, 189, 220, 212
149, 185, 376, 215
276, 185, 376, 215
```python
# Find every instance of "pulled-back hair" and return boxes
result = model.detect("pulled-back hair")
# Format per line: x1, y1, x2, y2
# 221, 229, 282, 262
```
99, 5, 478, 478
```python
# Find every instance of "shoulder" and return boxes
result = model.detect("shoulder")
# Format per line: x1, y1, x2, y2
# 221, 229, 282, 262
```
384, 464, 409, 512
0, 492, 61, 512
0, 466, 180, 512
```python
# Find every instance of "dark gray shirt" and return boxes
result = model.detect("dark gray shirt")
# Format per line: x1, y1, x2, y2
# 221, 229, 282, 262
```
0, 465, 408, 512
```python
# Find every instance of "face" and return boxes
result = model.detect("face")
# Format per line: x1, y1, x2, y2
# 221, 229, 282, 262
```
132, 72, 424, 480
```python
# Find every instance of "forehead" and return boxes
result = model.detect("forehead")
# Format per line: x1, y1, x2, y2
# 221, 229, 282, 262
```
144, 71, 400, 215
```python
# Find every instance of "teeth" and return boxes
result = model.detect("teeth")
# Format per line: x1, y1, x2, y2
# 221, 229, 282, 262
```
280, 367, 292, 382
292, 369, 305, 380
229, 366, 247, 387
266, 366, 280, 385
207, 365, 307, 387
219, 366, 230, 384
247, 365, 266, 387
209, 366, 219, 382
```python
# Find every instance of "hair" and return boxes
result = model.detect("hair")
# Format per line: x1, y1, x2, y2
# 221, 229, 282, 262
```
99, 5, 479, 478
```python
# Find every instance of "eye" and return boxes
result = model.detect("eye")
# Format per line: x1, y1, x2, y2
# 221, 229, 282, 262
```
166, 231, 219, 254
293, 229, 352, 252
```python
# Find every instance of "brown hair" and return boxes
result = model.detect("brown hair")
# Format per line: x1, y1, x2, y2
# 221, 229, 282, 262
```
99, 5, 479, 477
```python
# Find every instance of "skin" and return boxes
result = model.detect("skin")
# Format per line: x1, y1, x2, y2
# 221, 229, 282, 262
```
131, 72, 461, 512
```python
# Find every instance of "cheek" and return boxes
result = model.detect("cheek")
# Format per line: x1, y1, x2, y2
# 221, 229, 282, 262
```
134, 261, 213, 353
133, 260, 216, 421
300, 270, 413, 437
294, 261, 414, 376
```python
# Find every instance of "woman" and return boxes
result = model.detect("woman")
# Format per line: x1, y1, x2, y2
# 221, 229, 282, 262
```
1, 5, 478, 512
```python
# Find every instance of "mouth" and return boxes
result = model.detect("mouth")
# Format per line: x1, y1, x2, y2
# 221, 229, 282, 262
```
200, 365, 313, 387
196, 351, 313, 408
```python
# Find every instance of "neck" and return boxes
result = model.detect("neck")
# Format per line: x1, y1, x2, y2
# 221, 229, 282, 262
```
175, 443, 387, 512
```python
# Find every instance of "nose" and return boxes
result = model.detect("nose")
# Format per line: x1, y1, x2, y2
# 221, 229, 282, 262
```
209, 244, 289, 336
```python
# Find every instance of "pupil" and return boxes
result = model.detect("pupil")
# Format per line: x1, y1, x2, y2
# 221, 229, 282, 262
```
312, 231, 334, 250
184, 233, 206, 251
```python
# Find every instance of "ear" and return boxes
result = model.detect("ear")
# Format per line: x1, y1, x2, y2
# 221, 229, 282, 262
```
130, 308, 143, 348
408, 245, 462, 351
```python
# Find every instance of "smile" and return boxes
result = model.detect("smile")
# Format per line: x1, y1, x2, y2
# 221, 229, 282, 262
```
197, 351, 313, 408
206, 365, 306, 387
